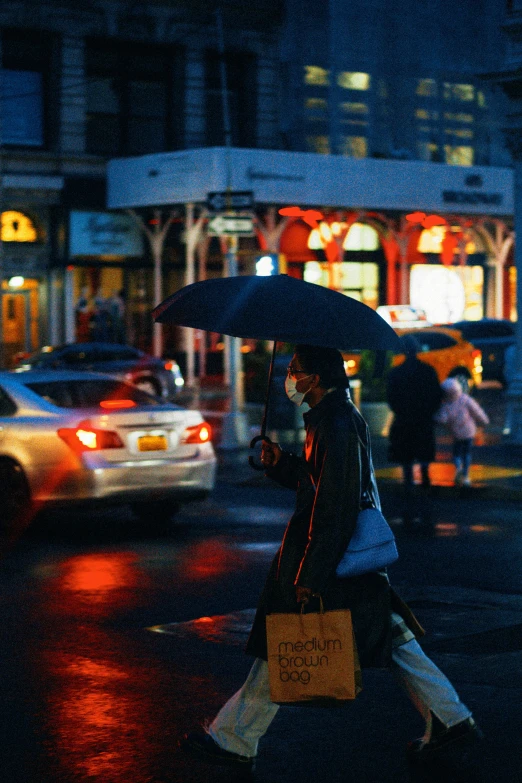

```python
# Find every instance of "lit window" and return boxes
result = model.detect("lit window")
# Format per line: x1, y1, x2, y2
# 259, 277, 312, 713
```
416, 109, 439, 120
1, 211, 38, 242
339, 102, 368, 114
417, 141, 439, 161
303, 261, 325, 284
444, 145, 474, 165
339, 135, 367, 158
445, 128, 474, 139
305, 98, 328, 111
341, 263, 362, 287
416, 78, 437, 97
477, 90, 487, 108
444, 112, 474, 123
343, 223, 379, 251
337, 72, 370, 91
308, 229, 324, 250
444, 83, 475, 102
418, 226, 446, 253
304, 66, 329, 86
306, 135, 330, 154
341, 119, 368, 127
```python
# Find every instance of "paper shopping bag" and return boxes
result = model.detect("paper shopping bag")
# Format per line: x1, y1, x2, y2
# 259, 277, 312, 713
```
266, 608, 362, 706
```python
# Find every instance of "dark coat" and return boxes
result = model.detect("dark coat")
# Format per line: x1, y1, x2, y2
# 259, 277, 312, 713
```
245, 388, 419, 669
386, 357, 443, 464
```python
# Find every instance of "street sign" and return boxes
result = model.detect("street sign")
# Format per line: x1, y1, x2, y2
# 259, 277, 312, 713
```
207, 212, 255, 236
206, 190, 254, 212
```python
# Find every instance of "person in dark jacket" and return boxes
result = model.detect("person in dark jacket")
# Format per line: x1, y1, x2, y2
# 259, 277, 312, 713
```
386, 335, 443, 488
182, 345, 480, 772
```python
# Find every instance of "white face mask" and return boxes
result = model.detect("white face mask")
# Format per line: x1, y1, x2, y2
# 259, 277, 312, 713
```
284, 373, 313, 406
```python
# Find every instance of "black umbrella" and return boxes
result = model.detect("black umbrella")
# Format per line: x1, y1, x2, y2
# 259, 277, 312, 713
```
153, 275, 401, 466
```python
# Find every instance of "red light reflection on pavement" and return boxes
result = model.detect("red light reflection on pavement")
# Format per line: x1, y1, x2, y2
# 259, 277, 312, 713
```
31, 553, 184, 783
62, 553, 137, 593
178, 539, 244, 580
40, 627, 165, 783
434, 522, 459, 537
54, 552, 142, 617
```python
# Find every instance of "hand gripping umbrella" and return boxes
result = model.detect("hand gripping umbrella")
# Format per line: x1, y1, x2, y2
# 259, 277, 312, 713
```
153, 275, 401, 468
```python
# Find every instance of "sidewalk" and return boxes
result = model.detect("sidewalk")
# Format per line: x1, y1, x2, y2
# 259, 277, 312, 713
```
371, 433, 522, 502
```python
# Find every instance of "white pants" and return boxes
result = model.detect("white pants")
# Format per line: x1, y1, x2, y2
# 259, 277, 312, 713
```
208, 614, 472, 759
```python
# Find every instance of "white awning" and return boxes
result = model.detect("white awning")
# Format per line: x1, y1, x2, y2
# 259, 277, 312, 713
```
107, 146, 513, 216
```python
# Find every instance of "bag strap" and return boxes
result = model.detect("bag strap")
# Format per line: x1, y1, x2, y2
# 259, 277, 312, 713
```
349, 403, 377, 510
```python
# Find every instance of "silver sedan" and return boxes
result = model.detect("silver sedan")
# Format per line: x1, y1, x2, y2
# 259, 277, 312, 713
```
0, 370, 217, 531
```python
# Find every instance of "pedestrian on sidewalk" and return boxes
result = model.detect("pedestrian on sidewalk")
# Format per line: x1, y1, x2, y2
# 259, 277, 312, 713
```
181, 345, 481, 773
386, 334, 443, 490
436, 378, 489, 487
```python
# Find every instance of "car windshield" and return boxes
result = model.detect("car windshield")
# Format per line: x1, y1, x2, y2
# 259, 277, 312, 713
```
25, 380, 161, 408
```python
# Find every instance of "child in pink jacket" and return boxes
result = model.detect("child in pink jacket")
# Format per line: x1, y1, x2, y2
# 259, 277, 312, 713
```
436, 378, 489, 486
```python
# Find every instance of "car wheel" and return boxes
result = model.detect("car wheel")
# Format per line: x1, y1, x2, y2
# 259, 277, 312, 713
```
134, 378, 160, 396
130, 499, 180, 524
449, 370, 471, 394
0, 459, 32, 538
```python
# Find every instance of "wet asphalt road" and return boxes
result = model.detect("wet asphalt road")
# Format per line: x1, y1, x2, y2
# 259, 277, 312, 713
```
0, 447, 521, 783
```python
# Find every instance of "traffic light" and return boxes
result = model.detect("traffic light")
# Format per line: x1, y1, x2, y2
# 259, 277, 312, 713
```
254, 253, 287, 276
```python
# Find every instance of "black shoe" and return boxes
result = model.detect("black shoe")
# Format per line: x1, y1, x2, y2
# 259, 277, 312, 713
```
408, 715, 483, 762
180, 731, 256, 771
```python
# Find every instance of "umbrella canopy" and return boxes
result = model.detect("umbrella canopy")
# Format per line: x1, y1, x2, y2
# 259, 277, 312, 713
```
153, 275, 401, 351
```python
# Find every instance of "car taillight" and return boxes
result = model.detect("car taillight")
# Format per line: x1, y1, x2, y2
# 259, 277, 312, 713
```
182, 422, 212, 444
472, 349, 482, 366
58, 421, 124, 453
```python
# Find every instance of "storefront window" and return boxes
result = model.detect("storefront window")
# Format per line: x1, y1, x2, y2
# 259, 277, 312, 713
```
1, 278, 40, 367
304, 261, 379, 309
343, 223, 379, 251
410, 264, 483, 323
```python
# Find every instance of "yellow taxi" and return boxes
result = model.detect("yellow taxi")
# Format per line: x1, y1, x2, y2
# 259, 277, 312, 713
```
392, 327, 482, 391
344, 326, 482, 393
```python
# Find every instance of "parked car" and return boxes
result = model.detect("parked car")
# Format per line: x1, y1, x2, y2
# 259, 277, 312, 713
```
14, 342, 184, 399
0, 370, 216, 532
441, 319, 516, 384
343, 327, 482, 394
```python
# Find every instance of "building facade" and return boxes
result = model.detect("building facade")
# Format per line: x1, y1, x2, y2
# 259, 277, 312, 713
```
0, 0, 516, 368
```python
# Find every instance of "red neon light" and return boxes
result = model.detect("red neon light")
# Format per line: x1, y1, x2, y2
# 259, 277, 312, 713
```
422, 214, 447, 228
405, 211, 426, 223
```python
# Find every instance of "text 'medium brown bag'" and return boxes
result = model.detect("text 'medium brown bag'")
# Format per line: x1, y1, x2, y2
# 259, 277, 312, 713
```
266, 605, 362, 706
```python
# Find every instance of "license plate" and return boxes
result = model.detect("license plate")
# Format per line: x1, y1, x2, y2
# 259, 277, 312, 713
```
138, 434, 168, 452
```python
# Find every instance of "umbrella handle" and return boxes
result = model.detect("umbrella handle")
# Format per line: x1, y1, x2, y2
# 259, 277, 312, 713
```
248, 434, 272, 471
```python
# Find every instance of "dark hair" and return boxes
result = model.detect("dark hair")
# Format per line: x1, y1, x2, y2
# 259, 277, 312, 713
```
294, 344, 350, 389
